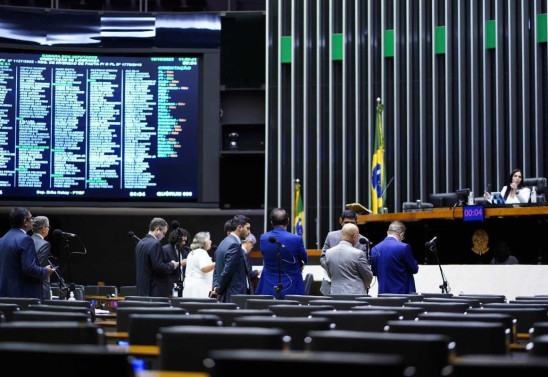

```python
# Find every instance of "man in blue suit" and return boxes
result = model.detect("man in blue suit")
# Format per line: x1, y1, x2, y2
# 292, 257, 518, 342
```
256, 208, 308, 298
0, 207, 55, 298
371, 221, 419, 294
211, 215, 252, 303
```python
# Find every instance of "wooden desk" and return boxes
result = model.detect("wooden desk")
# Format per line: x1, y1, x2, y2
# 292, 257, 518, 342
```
136, 371, 207, 377
357, 204, 548, 223
108, 344, 160, 357
106, 331, 128, 342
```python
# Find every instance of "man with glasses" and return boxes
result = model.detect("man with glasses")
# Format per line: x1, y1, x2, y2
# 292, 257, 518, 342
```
320, 209, 369, 295
370, 221, 419, 294
0, 207, 55, 298
31, 216, 53, 299
135, 217, 179, 297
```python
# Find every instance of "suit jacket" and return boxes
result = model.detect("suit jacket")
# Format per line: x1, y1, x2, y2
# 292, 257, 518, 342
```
32, 233, 52, 299
255, 227, 308, 298
162, 243, 183, 290
371, 236, 419, 294
319, 229, 368, 294
326, 240, 372, 295
0, 228, 48, 298
135, 234, 176, 297
213, 234, 249, 303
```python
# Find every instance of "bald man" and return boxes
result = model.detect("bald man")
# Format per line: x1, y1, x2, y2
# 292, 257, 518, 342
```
325, 223, 373, 295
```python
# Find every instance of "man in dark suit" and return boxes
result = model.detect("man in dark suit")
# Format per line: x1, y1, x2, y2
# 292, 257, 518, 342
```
371, 221, 419, 294
31, 216, 53, 299
0, 207, 55, 298
135, 217, 179, 297
256, 208, 308, 298
211, 215, 251, 303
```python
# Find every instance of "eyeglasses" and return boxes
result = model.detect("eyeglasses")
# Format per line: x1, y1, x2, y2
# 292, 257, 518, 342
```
25, 217, 33, 222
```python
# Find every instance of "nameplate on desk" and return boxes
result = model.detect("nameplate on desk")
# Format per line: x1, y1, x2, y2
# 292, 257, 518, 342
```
463, 204, 484, 222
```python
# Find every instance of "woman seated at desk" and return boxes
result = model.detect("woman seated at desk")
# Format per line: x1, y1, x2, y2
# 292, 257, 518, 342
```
484, 168, 530, 204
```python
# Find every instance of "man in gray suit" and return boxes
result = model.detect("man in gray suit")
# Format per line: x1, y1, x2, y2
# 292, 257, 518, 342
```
325, 223, 373, 295
31, 216, 52, 299
320, 209, 369, 295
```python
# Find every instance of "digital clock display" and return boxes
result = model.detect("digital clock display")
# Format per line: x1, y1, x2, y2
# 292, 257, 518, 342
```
463, 205, 485, 222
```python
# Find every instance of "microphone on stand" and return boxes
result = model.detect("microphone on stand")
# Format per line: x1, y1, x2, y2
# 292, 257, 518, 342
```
52, 229, 77, 238
359, 237, 371, 246
128, 231, 141, 244
425, 236, 437, 247
268, 236, 285, 248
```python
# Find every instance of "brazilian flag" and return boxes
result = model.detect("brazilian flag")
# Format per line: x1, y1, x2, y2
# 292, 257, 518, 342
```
371, 101, 384, 214
294, 180, 304, 236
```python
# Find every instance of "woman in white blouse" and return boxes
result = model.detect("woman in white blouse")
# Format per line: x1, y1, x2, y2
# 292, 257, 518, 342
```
484, 168, 530, 204
182, 231, 215, 298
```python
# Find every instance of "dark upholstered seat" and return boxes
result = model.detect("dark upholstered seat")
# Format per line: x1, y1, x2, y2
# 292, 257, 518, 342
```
310, 310, 399, 332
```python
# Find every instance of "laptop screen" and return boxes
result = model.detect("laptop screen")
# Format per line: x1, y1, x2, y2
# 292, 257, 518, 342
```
491, 192, 505, 205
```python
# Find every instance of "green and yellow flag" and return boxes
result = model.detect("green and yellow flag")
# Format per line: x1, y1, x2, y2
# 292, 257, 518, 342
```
371, 101, 385, 214
294, 180, 304, 236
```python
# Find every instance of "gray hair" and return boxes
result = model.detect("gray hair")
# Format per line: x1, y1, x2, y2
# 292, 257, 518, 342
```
387, 221, 406, 234
191, 231, 210, 250
244, 233, 256, 245
32, 216, 49, 233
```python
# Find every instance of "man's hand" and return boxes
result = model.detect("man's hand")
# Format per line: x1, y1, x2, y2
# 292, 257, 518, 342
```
209, 287, 219, 299
46, 265, 56, 277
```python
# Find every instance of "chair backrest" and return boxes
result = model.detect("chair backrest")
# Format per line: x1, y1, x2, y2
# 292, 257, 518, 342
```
0, 321, 105, 345
310, 310, 400, 332
457, 294, 507, 304
325, 294, 370, 300
386, 319, 509, 355
159, 326, 287, 372
0, 297, 42, 309
378, 293, 424, 301
306, 329, 453, 377
351, 304, 426, 320
528, 334, 548, 356
115, 307, 187, 332
245, 299, 299, 309
229, 294, 274, 308
529, 321, 548, 339
419, 292, 454, 298
175, 302, 238, 314
42, 299, 93, 310
466, 307, 548, 334
303, 273, 314, 295
0, 303, 21, 321
128, 313, 222, 345
268, 305, 334, 317
233, 315, 332, 350
423, 297, 482, 308
27, 304, 94, 321
206, 349, 409, 376
83, 285, 118, 297
309, 300, 365, 310
170, 297, 218, 305
450, 354, 548, 375
284, 295, 332, 305
404, 301, 471, 313
355, 296, 409, 307
118, 286, 137, 297
12, 310, 92, 323
116, 300, 171, 308
0, 342, 133, 376
417, 312, 517, 342
197, 308, 274, 326
123, 295, 171, 303
523, 177, 547, 200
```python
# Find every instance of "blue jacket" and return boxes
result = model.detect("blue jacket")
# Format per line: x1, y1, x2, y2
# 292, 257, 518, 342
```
371, 236, 419, 294
256, 227, 308, 298
0, 228, 48, 298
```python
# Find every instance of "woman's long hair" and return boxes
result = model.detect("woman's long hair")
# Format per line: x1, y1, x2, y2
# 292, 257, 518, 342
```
503, 168, 525, 201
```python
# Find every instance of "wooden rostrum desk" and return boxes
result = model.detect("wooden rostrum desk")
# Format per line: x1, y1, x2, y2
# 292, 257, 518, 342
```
352, 205, 548, 265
